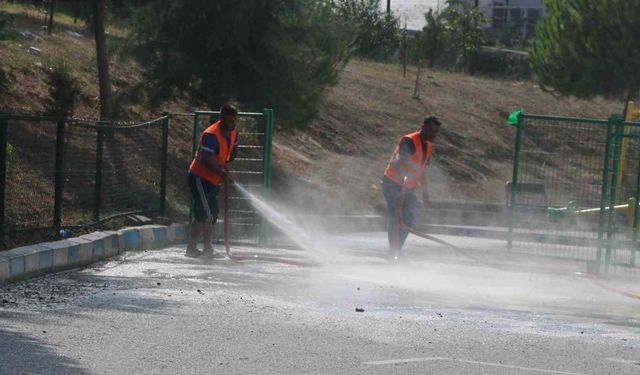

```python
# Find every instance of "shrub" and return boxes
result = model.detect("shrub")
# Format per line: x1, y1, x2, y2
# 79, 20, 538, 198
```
45, 58, 81, 116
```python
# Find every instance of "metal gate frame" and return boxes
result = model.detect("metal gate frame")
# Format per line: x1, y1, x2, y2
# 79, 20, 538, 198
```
189, 109, 274, 246
507, 110, 640, 268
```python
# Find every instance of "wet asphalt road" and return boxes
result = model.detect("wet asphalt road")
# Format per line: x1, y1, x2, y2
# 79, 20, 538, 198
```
1, 233, 640, 374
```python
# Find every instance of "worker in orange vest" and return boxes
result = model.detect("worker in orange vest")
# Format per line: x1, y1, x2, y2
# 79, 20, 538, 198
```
382, 116, 441, 260
186, 104, 239, 258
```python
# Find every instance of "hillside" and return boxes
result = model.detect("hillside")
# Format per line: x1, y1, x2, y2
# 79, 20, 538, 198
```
278, 60, 620, 213
0, 4, 623, 221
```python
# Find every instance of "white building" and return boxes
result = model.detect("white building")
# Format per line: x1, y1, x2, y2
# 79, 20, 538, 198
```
472, 0, 547, 39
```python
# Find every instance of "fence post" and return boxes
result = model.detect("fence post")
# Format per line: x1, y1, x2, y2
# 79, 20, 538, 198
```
188, 113, 201, 224
259, 108, 274, 246
53, 119, 66, 231
159, 114, 169, 215
597, 118, 615, 268
605, 115, 624, 270
0, 118, 7, 237
507, 111, 524, 251
631, 154, 640, 267
93, 129, 105, 222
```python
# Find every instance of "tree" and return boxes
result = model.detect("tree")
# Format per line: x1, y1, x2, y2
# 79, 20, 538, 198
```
530, 0, 640, 100
441, 0, 485, 71
45, 58, 80, 116
46, 0, 55, 35
92, 0, 112, 119
130, 0, 352, 124
334, 0, 400, 60
420, 9, 446, 68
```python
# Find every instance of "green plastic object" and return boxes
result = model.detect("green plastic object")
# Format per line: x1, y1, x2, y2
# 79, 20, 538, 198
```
507, 110, 522, 126
547, 200, 578, 221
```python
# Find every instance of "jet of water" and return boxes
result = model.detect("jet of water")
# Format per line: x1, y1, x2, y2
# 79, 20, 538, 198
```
233, 183, 320, 254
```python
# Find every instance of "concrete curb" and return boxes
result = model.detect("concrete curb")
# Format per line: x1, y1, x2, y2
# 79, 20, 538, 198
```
0, 223, 189, 285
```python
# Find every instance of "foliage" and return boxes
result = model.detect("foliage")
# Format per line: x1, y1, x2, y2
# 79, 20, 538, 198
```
0, 10, 14, 40
45, 57, 81, 116
441, 0, 486, 71
418, 9, 447, 68
0, 68, 10, 94
333, 0, 399, 60
469, 49, 531, 80
530, 0, 640, 99
129, 0, 352, 124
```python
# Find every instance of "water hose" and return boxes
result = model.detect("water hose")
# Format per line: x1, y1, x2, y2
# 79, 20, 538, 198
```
394, 177, 486, 264
223, 181, 314, 267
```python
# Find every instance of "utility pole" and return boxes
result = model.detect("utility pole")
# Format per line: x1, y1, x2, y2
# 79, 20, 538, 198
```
387, 0, 391, 14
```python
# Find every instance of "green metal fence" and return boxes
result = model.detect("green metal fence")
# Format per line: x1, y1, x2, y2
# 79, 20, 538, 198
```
188, 109, 274, 246
508, 111, 640, 268
0, 111, 169, 239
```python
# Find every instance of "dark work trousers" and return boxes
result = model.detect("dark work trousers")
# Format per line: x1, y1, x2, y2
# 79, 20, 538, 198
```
382, 177, 419, 253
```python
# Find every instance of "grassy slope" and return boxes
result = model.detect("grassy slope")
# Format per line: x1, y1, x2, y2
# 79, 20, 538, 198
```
0, 4, 623, 219
275, 60, 620, 213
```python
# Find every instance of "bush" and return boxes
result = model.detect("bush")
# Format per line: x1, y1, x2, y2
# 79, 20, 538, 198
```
0, 68, 11, 93
0, 11, 15, 40
334, 0, 400, 60
130, 0, 353, 125
469, 49, 531, 80
45, 58, 81, 116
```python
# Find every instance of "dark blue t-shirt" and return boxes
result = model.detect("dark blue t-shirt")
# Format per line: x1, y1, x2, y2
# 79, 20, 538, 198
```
200, 133, 240, 160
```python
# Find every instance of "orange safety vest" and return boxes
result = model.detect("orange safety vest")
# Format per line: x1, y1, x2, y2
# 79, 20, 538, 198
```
383, 131, 432, 189
189, 120, 238, 185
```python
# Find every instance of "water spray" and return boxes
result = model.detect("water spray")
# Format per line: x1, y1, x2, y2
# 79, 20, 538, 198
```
223, 181, 316, 267
394, 177, 501, 267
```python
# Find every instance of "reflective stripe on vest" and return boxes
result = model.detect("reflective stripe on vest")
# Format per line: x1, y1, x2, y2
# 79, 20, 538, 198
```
189, 120, 238, 185
383, 131, 432, 189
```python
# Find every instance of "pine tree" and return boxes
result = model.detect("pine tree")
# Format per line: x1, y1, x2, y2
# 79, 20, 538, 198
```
530, 0, 640, 99
130, 0, 352, 124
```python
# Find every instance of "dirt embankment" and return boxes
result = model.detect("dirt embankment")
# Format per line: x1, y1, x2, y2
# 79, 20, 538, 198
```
0, 6, 622, 219
273, 59, 620, 214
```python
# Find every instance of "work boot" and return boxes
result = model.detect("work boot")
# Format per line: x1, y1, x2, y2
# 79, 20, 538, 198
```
397, 252, 410, 263
185, 247, 202, 258
200, 248, 217, 259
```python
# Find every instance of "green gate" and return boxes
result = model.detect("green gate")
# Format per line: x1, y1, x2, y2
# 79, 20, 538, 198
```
189, 109, 274, 246
508, 111, 640, 268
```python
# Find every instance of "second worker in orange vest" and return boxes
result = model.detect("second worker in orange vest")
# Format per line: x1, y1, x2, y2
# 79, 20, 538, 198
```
382, 116, 441, 260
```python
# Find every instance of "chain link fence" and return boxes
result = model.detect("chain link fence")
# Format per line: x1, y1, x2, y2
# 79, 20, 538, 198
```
0, 111, 169, 246
508, 111, 640, 268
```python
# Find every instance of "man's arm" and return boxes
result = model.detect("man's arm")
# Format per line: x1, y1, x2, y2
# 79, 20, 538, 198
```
197, 134, 231, 180
197, 154, 229, 178
389, 137, 416, 182
420, 172, 430, 204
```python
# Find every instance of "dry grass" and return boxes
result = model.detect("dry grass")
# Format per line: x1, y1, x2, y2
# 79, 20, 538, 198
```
0, 3, 626, 218
274, 59, 622, 212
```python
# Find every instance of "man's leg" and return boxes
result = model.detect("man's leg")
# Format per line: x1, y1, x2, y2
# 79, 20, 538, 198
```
202, 224, 214, 252
200, 183, 221, 258
187, 222, 204, 252
382, 179, 401, 257
398, 190, 418, 250
186, 175, 204, 256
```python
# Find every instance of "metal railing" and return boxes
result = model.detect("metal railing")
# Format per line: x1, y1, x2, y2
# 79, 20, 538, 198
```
508, 110, 640, 268
0, 111, 169, 239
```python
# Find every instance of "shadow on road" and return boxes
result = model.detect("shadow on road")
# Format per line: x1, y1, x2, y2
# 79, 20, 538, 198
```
0, 328, 90, 375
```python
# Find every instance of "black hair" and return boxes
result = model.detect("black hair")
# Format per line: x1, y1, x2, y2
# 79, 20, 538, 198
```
424, 116, 441, 126
220, 103, 239, 118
